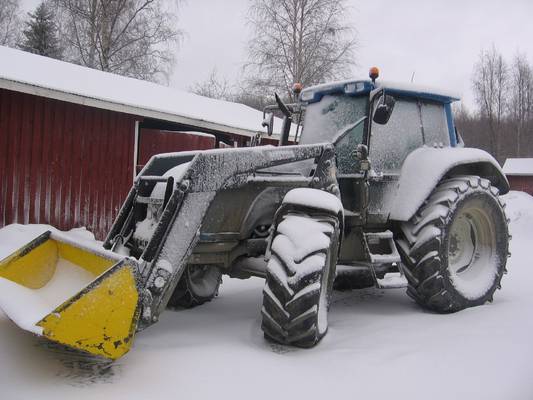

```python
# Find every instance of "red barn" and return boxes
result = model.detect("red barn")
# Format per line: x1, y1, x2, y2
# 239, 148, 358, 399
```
0, 46, 277, 239
503, 158, 533, 196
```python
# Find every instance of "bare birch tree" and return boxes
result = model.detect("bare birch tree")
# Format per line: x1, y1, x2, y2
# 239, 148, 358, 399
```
53, 0, 182, 83
509, 53, 533, 156
472, 46, 509, 158
245, 0, 357, 101
0, 0, 22, 46
189, 68, 233, 101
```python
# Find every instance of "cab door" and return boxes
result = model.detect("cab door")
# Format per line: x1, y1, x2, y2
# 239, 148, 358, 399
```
334, 120, 368, 219
367, 97, 451, 225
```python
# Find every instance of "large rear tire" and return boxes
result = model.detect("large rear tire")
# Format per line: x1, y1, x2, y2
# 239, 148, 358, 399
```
396, 175, 509, 312
167, 265, 222, 309
261, 209, 340, 347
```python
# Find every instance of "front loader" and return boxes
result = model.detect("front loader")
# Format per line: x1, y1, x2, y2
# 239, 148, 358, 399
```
0, 68, 511, 358
0, 143, 336, 359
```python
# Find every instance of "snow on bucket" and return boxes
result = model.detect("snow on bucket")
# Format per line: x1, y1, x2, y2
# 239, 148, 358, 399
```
0, 231, 141, 360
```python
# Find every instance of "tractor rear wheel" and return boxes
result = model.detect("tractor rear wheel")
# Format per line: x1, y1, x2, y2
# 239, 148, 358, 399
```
396, 175, 509, 312
261, 209, 340, 347
167, 265, 222, 309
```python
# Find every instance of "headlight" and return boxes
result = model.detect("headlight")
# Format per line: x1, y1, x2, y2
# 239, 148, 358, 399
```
344, 82, 366, 94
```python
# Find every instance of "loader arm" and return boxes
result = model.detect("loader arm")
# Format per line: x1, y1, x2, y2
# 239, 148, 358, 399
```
105, 144, 337, 329
0, 144, 336, 360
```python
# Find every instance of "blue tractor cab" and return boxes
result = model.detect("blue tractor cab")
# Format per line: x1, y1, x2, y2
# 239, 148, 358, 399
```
298, 76, 461, 147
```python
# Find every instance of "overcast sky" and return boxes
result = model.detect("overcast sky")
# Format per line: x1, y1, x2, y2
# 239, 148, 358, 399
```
22, 0, 533, 108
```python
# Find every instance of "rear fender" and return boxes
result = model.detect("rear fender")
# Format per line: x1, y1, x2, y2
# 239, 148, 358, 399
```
389, 147, 509, 221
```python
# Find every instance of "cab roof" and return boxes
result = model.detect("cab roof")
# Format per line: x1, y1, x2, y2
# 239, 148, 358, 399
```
300, 79, 461, 105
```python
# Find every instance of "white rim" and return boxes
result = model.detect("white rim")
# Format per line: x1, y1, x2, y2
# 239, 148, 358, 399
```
447, 204, 498, 300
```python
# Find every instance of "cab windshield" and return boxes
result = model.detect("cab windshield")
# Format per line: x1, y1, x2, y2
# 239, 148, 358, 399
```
299, 94, 368, 144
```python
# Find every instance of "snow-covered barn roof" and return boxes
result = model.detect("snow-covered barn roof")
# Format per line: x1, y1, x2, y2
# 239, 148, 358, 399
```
503, 158, 533, 176
0, 46, 272, 138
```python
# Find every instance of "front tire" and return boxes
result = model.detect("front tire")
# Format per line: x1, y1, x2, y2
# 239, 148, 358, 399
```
167, 265, 222, 309
261, 208, 340, 347
396, 175, 509, 312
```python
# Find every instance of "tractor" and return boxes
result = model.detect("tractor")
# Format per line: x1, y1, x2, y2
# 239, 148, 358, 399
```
0, 68, 509, 358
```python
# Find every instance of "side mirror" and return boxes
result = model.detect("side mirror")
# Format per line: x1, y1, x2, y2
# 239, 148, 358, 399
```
373, 94, 396, 125
262, 112, 274, 136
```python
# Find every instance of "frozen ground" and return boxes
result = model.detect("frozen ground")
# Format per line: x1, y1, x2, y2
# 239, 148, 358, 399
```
0, 192, 532, 400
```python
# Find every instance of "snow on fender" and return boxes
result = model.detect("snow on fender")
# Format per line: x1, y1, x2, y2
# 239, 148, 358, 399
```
389, 147, 509, 221
283, 188, 343, 216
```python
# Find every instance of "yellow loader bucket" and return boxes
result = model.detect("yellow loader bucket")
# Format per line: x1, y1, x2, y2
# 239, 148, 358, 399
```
0, 231, 141, 360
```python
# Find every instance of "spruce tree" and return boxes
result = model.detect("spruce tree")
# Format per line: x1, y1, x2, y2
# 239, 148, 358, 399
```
18, 2, 61, 59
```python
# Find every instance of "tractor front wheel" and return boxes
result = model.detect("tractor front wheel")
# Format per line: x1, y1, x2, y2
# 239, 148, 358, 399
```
261, 208, 340, 347
167, 265, 222, 309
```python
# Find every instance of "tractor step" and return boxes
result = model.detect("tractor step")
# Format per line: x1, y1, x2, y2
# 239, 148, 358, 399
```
136, 195, 164, 205
364, 231, 407, 289
374, 272, 408, 289
364, 231, 401, 265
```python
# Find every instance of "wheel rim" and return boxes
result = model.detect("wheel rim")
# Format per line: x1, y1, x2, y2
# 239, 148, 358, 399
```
187, 265, 221, 298
447, 203, 498, 300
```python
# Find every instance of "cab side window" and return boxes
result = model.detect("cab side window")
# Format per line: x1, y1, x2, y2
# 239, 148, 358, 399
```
370, 99, 423, 174
335, 122, 365, 174
420, 101, 450, 146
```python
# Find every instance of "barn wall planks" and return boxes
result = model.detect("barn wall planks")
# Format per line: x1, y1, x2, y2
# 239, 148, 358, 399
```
137, 128, 216, 169
0, 88, 138, 240
507, 176, 533, 196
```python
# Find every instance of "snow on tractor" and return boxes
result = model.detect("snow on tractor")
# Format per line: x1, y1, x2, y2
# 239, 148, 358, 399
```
0, 68, 509, 359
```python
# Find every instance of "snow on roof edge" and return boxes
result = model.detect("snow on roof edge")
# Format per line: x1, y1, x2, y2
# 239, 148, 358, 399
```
0, 77, 263, 138
0, 46, 281, 138
503, 158, 533, 176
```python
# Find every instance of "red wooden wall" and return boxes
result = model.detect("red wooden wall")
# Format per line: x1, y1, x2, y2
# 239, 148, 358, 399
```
507, 176, 533, 196
260, 137, 280, 146
137, 128, 216, 170
0, 88, 138, 240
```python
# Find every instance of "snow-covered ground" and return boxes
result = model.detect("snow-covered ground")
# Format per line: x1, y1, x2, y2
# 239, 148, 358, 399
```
0, 191, 532, 400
